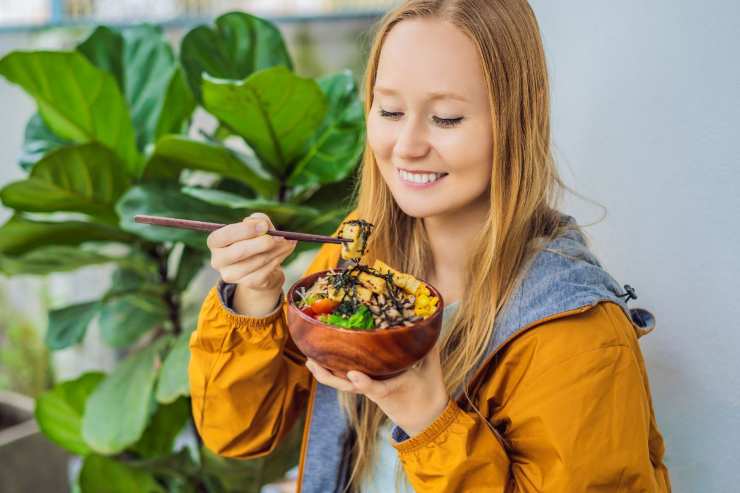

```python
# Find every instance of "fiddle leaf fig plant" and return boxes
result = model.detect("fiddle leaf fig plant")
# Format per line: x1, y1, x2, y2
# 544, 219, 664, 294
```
0, 11, 364, 492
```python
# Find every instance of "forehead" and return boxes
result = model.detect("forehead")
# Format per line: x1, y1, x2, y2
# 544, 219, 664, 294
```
375, 18, 487, 103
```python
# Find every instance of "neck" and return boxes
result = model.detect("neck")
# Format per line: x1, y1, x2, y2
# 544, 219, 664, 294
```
422, 195, 489, 303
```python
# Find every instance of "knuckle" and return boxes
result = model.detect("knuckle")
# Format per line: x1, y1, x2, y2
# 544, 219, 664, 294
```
253, 269, 272, 286
240, 221, 258, 239
255, 235, 275, 253
207, 231, 220, 250
251, 212, 271, 224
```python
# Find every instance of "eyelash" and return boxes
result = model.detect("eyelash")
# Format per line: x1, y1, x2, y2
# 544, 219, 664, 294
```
378, 109, 464, 128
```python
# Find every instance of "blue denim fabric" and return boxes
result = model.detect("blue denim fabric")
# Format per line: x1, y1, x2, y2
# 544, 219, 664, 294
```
217, 214, 655, 493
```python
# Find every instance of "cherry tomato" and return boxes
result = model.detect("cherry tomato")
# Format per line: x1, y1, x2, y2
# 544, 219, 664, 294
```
310, 298, 339, 315
301, 306, 316, 318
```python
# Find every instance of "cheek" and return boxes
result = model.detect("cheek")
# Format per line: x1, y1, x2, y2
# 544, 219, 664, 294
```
435, 125, 492, 182
367, 112, 388, 158
366, 113, 393, 161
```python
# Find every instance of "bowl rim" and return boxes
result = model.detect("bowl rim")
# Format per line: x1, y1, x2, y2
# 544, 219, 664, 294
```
287, 268, 444, 335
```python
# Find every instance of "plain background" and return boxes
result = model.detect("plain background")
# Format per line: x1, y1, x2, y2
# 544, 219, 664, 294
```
530, 1, 740, 490
1, 2, 738, 491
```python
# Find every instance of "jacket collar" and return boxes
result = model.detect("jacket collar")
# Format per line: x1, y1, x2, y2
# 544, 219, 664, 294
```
298, 213, 655, 493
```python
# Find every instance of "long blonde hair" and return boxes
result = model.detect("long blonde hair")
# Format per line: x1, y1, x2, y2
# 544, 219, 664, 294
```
340, 0, 572, 488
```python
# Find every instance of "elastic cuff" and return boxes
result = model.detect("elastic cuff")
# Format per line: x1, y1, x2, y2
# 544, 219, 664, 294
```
393, 399, 459, 455
215, 280, 285, 329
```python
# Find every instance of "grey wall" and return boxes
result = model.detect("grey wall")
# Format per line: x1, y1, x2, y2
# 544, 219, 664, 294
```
529, 1, 740, 491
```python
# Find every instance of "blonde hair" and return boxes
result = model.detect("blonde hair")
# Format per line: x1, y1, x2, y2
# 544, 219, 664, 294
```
340, 0, 575, 488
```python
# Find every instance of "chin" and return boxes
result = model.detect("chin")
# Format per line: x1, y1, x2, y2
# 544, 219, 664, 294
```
391, 195, 448, 219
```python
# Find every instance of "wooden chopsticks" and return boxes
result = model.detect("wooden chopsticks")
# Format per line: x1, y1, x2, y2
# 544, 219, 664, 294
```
133, 215, 350, 245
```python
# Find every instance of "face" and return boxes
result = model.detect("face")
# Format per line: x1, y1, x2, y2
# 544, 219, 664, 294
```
367, 18, 494, 219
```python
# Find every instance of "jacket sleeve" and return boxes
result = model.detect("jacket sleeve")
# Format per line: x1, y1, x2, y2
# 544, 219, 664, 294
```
392, 302, 670, 492
188, 241, 342, 459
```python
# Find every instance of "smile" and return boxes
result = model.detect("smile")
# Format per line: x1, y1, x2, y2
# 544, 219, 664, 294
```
397, 168, 449, 189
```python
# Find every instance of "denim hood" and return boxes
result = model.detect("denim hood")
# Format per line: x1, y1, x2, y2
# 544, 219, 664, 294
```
299, 214, 655, 493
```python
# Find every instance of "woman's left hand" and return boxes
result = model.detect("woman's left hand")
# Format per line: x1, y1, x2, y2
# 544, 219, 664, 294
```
305, 345, 450, 437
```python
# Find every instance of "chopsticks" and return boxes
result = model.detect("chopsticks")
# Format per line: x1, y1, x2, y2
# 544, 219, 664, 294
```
133, 215, 351, 245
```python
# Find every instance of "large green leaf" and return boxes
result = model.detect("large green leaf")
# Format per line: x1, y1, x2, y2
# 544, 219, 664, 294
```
0, 214, 133, 257
155, 332, 191, 404
200, 416, 304, 492
292, 172, 358, 210
180, 11, 293, 101
78, 25, 195, 151
19, 113, 71, 171
287, 71, 365, 192
130, 449, 199, 491
35, 372, 105, 456
99, 292, 169, 348
131, 397, 189, 458
173, 246, 205, 292
77, 26, 125, 87
155, 68, 196, 140
105, 263, 163, 299
79, 454, 165, 493
181, 187, 320, 226
202, 67, 327, 174
144, 136, 277, 197
116, 183, 243, 250
0, 244, 118, 276
0, 51, 140, 175
82, 338, 169, 454
46, 300, 100, 350
0, 144, 130, 223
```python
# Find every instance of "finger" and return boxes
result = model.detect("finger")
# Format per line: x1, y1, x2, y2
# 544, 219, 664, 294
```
224, 238, 295, 274
217, 240, 294, 283
346, 370, 401, 399
225, 253, 285, 289
212, 234, 273, 269
306, 359, 356, 393
212, 232, 289, 270
206, 213, 273, 249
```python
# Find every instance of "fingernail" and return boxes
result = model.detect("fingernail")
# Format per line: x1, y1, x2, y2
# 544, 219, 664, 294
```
347, 372, 360, 383
256, 222, 268, 234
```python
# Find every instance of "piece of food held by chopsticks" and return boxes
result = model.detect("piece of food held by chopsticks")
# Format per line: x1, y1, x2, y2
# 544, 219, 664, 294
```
296, 219, 440, 330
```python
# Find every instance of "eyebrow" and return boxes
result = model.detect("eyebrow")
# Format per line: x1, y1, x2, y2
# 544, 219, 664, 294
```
373, 85, 469, 103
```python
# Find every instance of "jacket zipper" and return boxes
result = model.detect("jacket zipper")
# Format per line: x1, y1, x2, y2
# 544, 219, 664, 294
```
295, 375, 317, 493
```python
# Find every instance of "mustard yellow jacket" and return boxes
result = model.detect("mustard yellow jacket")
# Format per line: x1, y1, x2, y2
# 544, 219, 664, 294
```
189, 219, 671, 492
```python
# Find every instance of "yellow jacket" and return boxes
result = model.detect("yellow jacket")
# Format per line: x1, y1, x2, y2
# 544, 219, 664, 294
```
189, 215, 671, 492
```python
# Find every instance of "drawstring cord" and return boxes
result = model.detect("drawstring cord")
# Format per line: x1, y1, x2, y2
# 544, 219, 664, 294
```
618, 284, 638, 303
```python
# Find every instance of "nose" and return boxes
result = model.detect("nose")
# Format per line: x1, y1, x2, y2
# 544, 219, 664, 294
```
394, 116, 429, 160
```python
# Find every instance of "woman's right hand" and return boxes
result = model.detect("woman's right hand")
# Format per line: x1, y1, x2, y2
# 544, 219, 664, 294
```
207, 212, 297, 316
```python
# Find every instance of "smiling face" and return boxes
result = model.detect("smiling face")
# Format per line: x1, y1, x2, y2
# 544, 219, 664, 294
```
367, 17, 494, 219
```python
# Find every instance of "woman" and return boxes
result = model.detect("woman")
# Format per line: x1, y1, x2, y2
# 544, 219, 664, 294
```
189, 0, 672, 491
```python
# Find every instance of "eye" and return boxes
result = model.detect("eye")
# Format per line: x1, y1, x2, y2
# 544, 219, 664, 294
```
379, 108, 403, 120
432, 116, 464, 128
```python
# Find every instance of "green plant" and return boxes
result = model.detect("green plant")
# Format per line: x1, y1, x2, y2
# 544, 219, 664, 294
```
0, 287, 53, 397
0, 12, 364, 492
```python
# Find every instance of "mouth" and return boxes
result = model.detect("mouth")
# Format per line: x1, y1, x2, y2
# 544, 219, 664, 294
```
396, 168, 449, 189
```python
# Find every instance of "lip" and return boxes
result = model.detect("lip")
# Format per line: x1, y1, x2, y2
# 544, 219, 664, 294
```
396, 168, 449, 190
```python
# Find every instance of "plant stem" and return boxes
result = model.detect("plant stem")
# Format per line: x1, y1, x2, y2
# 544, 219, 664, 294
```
278, 180, 287, 203
148, 244, 182, 336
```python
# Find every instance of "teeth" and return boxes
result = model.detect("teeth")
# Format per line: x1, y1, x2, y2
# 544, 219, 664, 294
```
399, 170, 444, 184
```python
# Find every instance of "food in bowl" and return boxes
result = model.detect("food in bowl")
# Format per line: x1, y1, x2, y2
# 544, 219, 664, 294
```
293, 219, 440, 330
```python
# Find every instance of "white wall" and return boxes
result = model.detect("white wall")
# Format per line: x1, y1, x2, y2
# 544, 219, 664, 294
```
529, 1, 740, 490
2, 4, 738, 489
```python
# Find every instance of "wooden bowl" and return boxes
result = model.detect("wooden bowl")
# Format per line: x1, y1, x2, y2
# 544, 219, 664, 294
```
286, 270, 444, 380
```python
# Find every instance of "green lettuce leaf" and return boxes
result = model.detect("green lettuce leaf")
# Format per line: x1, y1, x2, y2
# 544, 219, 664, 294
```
319, 305, 374, 330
